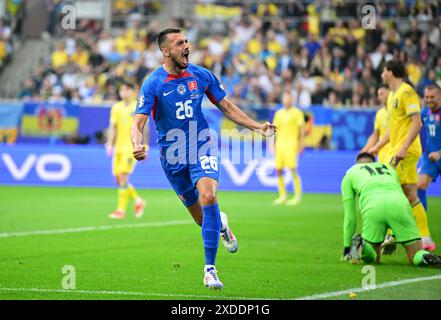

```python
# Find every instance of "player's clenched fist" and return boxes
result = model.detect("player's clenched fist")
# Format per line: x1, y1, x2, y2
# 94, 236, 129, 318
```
429, 151, 441, 162
133, 145, 146, 161
259, 122, 277, 137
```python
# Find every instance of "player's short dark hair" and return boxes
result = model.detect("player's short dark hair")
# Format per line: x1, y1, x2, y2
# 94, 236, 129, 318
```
120, 80, 136, 89
356, 152, 376, 163
378, 83, 389, 90
424, 83, 441, 93
157, 28, 182, 49
384, 59, 406, 78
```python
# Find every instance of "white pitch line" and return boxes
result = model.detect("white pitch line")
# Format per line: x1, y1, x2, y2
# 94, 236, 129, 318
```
0, 220, 194, 238
0, 287, 275, 300
1, 276, 440, 300
295, 274, 441, 300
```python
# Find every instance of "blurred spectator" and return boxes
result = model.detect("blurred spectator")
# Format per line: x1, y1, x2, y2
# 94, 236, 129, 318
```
20, 0, 440, 109
406, 57, 423, 86
0, 18, 13, 69
418, 34, 432, 64
292, 82, 311, 108
403, 37, 418, 59
360, 68, 378, 92
89, 44, 106, 72
304, 33, 320, 60
98, 32, 113, 58
405, 19, 423, 44
48, 86, 67, 103
51, 42, 69, 69
43, 0, 64, 39
327, 19, 348, 49
18, 79, 36, 100
0, 19, 12, 42
324, 90, 343, 108
71, 44, 90, 68
6, 0, 25, 36
370, 42, 393, 79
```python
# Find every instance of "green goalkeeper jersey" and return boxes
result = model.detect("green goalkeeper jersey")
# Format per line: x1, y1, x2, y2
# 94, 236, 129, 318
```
340, 162, 403, 247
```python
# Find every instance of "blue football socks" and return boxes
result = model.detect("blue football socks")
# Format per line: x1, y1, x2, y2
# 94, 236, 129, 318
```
201, 203, 222, 266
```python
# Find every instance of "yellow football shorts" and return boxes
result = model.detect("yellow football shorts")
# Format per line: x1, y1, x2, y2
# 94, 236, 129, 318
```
377, 145, 391, 165
389, 154, 419, 185
112, 152, 136, 176
275, 149, 298, 170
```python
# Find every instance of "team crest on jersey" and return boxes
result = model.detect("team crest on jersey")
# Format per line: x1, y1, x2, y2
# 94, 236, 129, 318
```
177, 84, 186, 95
393, 99, 398, 109
187, 81, 198, 92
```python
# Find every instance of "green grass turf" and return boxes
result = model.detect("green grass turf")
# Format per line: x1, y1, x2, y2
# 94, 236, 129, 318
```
0, 186, 440, 300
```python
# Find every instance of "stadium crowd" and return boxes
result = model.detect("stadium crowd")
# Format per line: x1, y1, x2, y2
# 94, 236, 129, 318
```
13, 0, 441, 110
0, 18, 13, 70
0, 0, 25, 72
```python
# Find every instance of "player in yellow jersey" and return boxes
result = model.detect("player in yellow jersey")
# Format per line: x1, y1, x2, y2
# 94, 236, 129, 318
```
272, 89, 305, 206
369, 59, 435, 251
106, 81, 148, 219
361, 84, 391, 164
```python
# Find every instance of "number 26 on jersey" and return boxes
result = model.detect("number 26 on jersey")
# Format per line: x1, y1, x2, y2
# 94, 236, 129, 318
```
176, 100, 193, 120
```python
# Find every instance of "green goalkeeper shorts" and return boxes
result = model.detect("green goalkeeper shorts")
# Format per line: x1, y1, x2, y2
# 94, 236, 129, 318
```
361, 192, 421, 244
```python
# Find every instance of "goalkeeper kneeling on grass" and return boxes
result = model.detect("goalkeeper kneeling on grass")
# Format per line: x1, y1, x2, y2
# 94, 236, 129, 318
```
340, 152, 441, 267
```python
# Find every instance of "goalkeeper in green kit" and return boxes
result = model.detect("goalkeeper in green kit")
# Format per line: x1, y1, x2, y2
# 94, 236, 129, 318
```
341, 153, 441, 267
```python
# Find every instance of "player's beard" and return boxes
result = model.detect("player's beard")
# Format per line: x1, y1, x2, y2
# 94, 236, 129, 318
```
170, 51, 189, 70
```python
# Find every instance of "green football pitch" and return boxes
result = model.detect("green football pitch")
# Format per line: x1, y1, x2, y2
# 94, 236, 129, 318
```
0, 186, 440, 300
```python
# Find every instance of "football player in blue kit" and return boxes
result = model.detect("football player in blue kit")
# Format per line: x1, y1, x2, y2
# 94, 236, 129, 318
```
131, 28, 276, 289
417, 84, 441, 250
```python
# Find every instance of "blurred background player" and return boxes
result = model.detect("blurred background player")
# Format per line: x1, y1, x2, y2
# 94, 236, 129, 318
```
131, 28, 276, 289
369, 59, 435, 251
361, 84, 391, 164
341, 153, 441, 268
106, 81, 147, 219
272, 89, 305, 206
418, 84, 441, 213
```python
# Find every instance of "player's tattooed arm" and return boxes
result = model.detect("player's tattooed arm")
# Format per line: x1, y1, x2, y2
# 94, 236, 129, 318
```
216, 97, 276, 137
131, 114, 148, 161
143, 117, 150, 151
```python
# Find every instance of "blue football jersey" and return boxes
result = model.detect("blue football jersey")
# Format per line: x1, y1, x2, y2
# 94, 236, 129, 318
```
421, 106, 441, 154
136, 64, 226, 153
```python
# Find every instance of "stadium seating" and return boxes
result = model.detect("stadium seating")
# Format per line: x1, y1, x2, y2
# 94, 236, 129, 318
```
11, 1, 440, 110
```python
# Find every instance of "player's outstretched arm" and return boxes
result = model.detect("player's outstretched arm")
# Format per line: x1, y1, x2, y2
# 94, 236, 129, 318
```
341, 175, 356, 260
369, 128, 389, 155
361, 130, 379, 154
216, 97, 276, 137
131, 114, 148, 161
